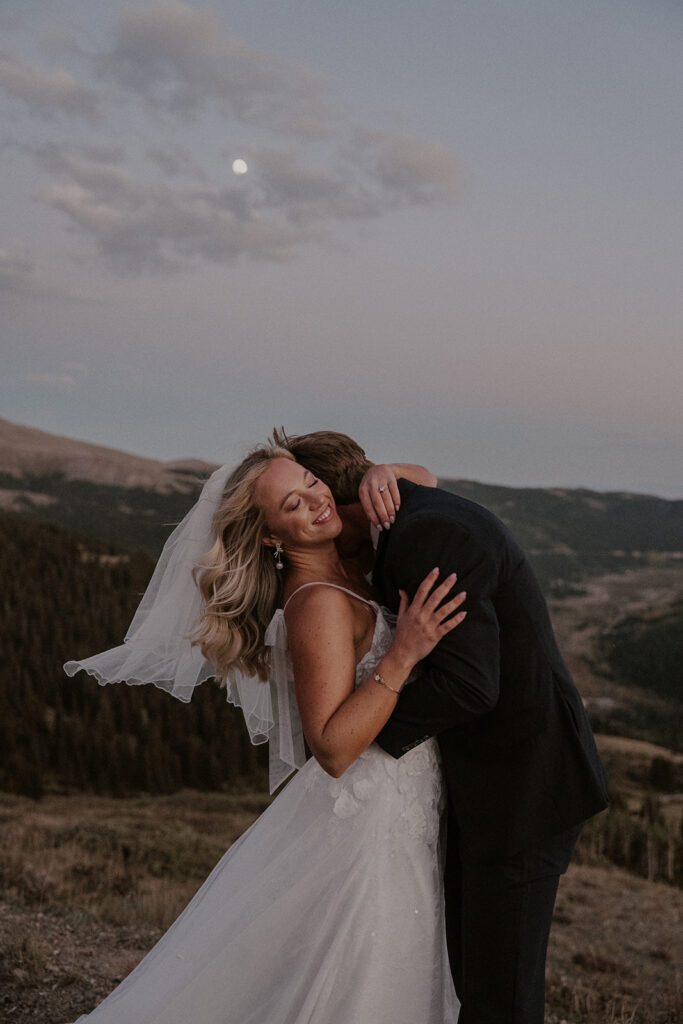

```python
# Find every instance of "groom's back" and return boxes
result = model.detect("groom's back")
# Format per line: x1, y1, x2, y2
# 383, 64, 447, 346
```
375, 480, 608, 859
388, 482, 571, 724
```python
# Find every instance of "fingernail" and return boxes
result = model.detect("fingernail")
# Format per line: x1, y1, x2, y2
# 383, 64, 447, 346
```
458, 591, 466, 598
446, 572, 457, 582
390, 515, 395, 524
383, 520, 391, 530
432, 566, 439, 574
377, 523, 383, 531
395, 504, 400, 512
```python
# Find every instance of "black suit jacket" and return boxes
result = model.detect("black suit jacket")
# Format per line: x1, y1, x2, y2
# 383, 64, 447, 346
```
374, 480, 608, 862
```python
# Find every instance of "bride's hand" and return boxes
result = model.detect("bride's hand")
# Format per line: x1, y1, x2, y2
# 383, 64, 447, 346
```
391, 569, 467, 670
358, 464, 401, 530
359, 462, 437, 531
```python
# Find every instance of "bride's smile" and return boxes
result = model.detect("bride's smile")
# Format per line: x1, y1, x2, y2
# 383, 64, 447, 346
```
254, 457, 343, 553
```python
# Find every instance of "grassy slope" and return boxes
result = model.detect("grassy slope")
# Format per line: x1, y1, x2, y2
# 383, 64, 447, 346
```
2, 732, 683, 1024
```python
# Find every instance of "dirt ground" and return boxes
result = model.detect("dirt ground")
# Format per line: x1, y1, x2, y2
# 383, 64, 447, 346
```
0, 902, 158, 1023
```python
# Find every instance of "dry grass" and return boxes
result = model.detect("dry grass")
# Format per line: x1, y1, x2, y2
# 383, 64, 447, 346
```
1, 789, 682, 1023
0, 928, 49, 988
0, 791, 270, 1022
0, 790, 270, 930
547, 863, 682, 1023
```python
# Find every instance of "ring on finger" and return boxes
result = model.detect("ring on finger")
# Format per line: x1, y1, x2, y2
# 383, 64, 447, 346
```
378, 485, 386, 493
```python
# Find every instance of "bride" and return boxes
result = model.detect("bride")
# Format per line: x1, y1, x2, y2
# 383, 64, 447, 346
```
63, 441, 467, 1023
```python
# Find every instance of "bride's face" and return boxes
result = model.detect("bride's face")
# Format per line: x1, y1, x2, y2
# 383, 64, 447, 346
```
254, 458, 342, 549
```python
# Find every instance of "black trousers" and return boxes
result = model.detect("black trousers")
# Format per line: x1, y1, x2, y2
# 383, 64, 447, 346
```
445, 815, 582, 1024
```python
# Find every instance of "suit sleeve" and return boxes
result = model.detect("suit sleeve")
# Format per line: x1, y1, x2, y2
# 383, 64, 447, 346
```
376, 518, 500, 757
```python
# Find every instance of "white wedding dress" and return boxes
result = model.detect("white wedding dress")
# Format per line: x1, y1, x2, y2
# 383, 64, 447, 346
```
68, 587, 459, 1023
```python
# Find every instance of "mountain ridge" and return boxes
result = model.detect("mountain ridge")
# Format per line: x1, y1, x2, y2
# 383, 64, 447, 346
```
0, 417, 218, 494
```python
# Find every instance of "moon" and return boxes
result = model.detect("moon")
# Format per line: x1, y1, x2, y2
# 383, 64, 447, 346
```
232, 158, 248, 175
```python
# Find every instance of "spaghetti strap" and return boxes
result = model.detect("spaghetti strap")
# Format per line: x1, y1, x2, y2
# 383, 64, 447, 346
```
283, 581, 376, 613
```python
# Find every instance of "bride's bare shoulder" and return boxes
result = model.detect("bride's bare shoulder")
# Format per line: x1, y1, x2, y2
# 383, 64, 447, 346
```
284, 582, 354, 619
284, 584, 356, 649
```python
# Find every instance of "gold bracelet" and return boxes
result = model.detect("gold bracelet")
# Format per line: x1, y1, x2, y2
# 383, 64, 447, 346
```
372, 670, 401, 695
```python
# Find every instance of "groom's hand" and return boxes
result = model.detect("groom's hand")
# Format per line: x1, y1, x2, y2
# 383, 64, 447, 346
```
358, 465, 401, 530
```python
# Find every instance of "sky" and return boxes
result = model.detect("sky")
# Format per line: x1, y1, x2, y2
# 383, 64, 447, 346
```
1, 0, 681, 498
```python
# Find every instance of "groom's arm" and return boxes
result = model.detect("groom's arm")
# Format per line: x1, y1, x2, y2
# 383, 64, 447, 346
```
376, 519, 501, 758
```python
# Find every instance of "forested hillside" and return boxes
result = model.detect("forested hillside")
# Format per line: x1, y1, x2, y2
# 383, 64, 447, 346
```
0, 512, 267, 799
3, 499, 683, 798
0, 471, 203, 555
600, 599, 683, 703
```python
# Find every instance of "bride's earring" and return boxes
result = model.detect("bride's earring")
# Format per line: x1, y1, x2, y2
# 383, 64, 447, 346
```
274, 542, 284, 570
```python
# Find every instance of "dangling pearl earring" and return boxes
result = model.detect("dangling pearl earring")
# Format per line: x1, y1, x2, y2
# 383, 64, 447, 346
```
274, 542, 284, 570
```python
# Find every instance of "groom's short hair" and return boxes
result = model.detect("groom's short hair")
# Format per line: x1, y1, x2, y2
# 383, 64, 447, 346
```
270, 428, 372, 505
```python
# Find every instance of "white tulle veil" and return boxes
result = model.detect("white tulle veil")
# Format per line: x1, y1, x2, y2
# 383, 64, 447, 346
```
63, 463, 306, 793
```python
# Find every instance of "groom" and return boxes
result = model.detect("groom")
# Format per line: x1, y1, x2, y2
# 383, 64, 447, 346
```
276, 428, 609, 1024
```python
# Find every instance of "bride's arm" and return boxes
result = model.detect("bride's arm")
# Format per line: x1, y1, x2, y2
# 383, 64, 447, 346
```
285, 574, 466, 778
358, 463, 437, 530
390, 463, 438, 487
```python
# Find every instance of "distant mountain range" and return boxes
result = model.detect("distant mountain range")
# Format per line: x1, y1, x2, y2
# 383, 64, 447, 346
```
2, 416, 682, 589
0, 416, 216, 493
0, 417, 218, 553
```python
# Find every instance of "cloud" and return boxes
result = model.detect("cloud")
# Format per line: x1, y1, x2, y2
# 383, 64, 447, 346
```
35, 148, 321, 271
250, 135, 456, 225
4, 360, 90, 390
356, 131, 458, 205
34, 133, 456, 271
6, 370, 84, 390
95, 0, 329, 138
0, 240, 103, 303
146, 143, 210, 182
0, 50, 100, 122
15, 3, 457, 272
0, 248, 37, 293
247, 146, 373, 224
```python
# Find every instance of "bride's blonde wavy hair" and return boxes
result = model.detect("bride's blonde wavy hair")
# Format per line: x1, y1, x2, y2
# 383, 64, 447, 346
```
192, 444, 296, 682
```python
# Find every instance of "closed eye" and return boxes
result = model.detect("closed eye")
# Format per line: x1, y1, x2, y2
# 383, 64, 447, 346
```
284, 472, 318, 511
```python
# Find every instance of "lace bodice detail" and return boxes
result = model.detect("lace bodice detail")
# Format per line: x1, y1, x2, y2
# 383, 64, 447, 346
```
324, 606, 444, 846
